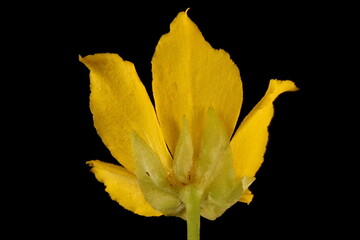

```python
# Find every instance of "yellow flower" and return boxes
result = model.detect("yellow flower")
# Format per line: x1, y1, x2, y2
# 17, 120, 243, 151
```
80, 9, 298, 232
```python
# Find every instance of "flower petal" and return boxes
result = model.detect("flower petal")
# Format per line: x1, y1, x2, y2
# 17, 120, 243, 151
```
80, 54, 171, 173
87, 160, 162, 217
239, 189, 254, 204
152, 11, 243, 157
231, 80, 299, 179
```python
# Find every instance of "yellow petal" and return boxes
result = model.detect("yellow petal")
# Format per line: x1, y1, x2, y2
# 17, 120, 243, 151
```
239, 189, 254, 204
152, 10, 243, 158
231, 80, 299, 179
80, 54, 171, 173
88, 160, 162, 217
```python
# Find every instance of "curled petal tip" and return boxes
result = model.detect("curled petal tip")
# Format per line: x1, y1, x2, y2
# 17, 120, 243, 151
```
268, 80, 299, 98
78, 54, 84, 62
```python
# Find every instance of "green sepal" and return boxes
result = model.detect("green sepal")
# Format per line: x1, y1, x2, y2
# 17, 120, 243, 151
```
131, 132, 184, 215
130, 108, 255, 219
202, 173, 255, 220
193, 107, 255, 220
173, 117, 194, 184
194, 107, 230, 189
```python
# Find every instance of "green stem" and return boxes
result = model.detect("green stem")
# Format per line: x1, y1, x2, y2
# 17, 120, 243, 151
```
185, 185, 201, 240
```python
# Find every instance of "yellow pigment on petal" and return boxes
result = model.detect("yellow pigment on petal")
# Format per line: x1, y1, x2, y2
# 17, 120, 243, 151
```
152, 11, 243, 158
80, 54, 171, 174
239, 189, 254, 204
231, 80, 299, 181
87, 160, 162, 216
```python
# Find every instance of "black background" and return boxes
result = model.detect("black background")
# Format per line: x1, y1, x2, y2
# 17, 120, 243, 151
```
6, 0, 350, 238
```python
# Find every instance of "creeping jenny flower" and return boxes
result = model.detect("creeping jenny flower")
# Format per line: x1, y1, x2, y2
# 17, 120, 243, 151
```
80, 9, 298, 239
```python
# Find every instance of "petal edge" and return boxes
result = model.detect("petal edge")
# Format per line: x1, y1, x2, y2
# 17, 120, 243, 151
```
231, 80, 298, 179
152, 11, 243, 158
88, 160, 162, 217
80, 54, 172, 173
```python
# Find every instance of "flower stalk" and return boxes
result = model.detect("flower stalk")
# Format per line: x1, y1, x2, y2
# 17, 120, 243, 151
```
183, 185, 202, 240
